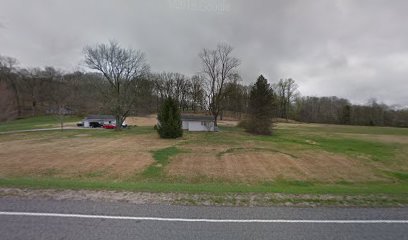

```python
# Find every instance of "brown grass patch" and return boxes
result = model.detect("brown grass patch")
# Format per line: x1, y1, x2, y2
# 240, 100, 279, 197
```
166, 150, 384, 183
125, 115, 157, 126
126, 115, 239, 128
0, 134, 172, 180
218, 120, 238, 127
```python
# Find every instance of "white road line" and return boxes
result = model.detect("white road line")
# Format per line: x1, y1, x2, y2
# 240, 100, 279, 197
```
0, 212, 407, 224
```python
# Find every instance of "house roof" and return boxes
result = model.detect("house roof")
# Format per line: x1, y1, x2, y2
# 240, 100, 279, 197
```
84, 115, 115, 120
181, 114, 214, 121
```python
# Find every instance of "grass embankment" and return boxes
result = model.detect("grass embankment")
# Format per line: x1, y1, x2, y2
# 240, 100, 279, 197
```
0, 177, 407, 196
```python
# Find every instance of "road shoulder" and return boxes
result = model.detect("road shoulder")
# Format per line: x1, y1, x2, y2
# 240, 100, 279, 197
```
1, 187, 406, 207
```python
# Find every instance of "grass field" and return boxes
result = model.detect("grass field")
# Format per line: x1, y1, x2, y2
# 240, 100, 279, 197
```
0, 116, 407, 201
0, 115, 82, 132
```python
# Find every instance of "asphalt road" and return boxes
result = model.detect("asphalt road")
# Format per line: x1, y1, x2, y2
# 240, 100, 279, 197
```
0, 198, 407, 240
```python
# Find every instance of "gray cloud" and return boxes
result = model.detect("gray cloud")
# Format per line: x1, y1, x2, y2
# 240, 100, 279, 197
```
0, 0, 407, 106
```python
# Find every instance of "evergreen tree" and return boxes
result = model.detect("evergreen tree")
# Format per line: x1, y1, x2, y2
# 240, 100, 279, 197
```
246, 75, 274, 135
157, 97, 183, 138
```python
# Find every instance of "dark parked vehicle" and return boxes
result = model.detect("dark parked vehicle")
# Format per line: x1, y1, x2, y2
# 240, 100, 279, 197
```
89, 122, 102, 128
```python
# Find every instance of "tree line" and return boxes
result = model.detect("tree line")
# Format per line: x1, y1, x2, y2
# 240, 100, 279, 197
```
1, 41, 407, 128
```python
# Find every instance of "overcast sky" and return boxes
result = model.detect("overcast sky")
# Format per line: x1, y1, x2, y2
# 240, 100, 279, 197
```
0, 0, 407, 106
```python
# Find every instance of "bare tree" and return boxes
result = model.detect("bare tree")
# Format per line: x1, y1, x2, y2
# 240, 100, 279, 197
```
190, 75, 206, 112
0, 55, 21, 116
132, 75, 156, 114
283, 78, 299, 120
18, 67, 54, 116
153, 72, 192, 111
49, 73, 73, 131
83, 41, 149, 130
273, 78, 299, 120
222, 75, 249, 120
199, 43, 240, 126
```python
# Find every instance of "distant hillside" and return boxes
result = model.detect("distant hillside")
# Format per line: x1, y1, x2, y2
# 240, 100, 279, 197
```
0, 82, 18, 122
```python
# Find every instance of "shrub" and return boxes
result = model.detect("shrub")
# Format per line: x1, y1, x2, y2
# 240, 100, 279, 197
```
237, 119, 249, 129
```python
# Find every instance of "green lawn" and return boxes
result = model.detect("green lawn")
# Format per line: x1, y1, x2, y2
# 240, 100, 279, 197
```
142, 147, 183, 178
0, 115, 82, 132
281, 123, 408, 136
253, 129, 397, 162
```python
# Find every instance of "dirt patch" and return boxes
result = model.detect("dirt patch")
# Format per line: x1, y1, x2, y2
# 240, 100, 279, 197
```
74, 134, 90, 137
0, 134, 172, 180
273, 118, 300, 124
166, 150, 384, 183
125, 115, 157, 126
218, 120, 238, 127
125, 114, 240, 127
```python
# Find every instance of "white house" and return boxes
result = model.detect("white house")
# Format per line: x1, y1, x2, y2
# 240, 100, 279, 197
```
82, 115, 116, 128
181, 115, 216, 132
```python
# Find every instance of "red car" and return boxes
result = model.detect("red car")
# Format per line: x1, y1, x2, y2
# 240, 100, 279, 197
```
103, 121, 127, 129
103, 124, 116, 129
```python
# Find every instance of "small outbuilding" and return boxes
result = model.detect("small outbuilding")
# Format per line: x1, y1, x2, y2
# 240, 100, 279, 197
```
82, 115, 116, 128
181, 115, 216, 132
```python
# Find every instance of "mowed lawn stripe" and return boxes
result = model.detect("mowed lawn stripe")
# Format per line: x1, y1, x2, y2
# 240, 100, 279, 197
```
0, 116, 407, 200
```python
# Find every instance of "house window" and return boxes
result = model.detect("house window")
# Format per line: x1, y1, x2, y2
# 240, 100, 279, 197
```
201, 121, 209, 126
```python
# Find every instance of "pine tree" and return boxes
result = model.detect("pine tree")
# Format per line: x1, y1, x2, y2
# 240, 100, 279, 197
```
246, 75, 274, 135
157, 97, 183, 138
